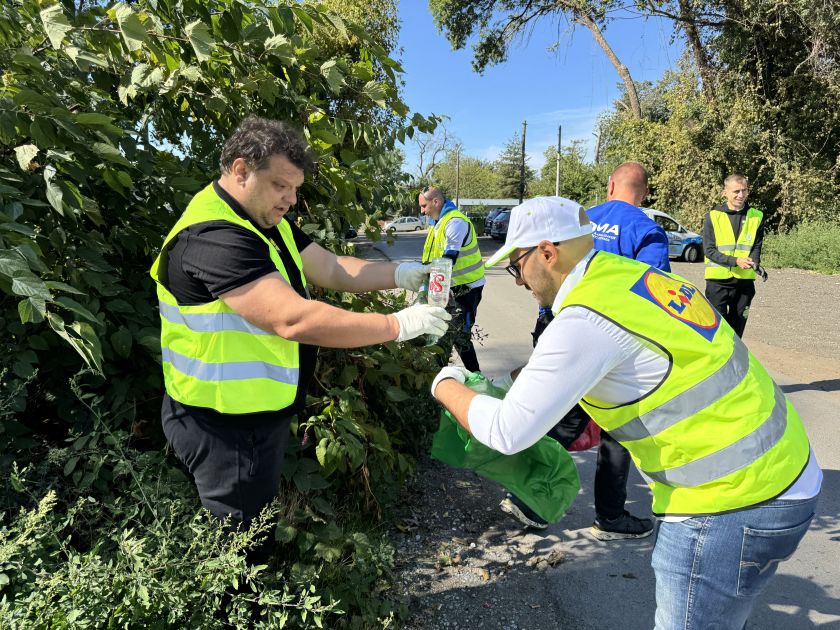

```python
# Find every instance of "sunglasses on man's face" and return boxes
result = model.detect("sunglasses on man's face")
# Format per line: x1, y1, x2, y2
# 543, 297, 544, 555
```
505, 246, 537, 279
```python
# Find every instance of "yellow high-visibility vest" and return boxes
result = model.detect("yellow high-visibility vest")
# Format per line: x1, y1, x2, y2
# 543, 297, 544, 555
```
150, 184, 306, 414
422, 209, 485, 286
705, 207, 763, 280
557, 252, 809, 515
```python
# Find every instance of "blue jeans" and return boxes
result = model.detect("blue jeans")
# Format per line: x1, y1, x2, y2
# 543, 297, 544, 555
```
651, 495, 819, 630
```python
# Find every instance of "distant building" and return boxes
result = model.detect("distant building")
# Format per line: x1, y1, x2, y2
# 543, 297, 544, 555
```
456, 198, 520, 213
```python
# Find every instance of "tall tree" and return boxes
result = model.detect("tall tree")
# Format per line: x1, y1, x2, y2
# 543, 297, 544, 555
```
432, 148, 499, 199
411, 120, 454, 186
531, 140, 610, 206
494, 133, 534, 199
428, 0, 643, 119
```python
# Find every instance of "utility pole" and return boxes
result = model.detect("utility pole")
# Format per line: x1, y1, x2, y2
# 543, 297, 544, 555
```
555, 125, 562, 196
593, 129, 602, 164
455, 147, 460, 207
519, 120, 527, 204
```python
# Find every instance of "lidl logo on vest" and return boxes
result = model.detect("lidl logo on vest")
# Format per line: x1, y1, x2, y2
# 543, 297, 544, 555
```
630, 269, 720, 341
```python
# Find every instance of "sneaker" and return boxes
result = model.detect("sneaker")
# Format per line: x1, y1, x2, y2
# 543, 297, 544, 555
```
590, 511, 654, 541
499, 494, 549, 530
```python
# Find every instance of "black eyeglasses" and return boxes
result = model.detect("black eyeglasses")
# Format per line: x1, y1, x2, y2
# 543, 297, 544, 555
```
505, 247, 537, 279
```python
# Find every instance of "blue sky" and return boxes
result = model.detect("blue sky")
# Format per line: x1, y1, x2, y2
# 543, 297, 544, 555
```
396, 3, 685, 175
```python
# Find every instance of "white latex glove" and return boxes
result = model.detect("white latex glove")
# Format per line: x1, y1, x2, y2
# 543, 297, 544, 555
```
431, 366, 471, 397
393, 303, 451, 342
394, 262, 431, 292
489, 373, 514, 392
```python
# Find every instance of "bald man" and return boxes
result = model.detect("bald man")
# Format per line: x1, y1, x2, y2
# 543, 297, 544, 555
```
418, 187, 485, 372
588, 162, 670, 271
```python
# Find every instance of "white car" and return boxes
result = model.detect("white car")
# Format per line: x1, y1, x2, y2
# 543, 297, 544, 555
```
384, 216, 424, 232
642, 208, 704, 263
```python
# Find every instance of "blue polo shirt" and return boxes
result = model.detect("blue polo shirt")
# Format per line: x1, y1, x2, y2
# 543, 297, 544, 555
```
587, 200, 671, 271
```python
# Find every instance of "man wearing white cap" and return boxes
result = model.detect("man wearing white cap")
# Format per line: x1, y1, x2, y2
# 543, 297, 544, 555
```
430, 196, 821, 629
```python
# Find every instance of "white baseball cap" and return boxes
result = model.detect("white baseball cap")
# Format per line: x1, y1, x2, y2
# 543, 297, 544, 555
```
485, 196, 593, 267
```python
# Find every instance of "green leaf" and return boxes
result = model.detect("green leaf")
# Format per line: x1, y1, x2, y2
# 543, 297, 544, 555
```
320, 60, 344, 93
275, 524, 297, 543
55, 296, 98, 323
185, 20, 215, 62
313, 542, 342, 562
113, 3, 147, 52
14, 144, 38, 171
43, 166, 64, 215
19, 297, 46, 324
0, 250, 29, 278
363, 81, 388, 108
169, 177, 201, 192
11, 273, 51, 300
76, 113, 114, 127
30, 118, 57, 147
110, 327, 132, 358
63, 455, 80, 476
1, 222, 36, 237
40, 4, 73, 49
45, 280, 85, 295
385, 386, 409, 402
315, 438, 329, 466
92, 142, 130, 167
47, 313, 103, 373
291, 6, 314, 33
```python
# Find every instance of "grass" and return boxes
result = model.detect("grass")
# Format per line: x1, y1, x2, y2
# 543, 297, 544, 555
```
762, 221, 840, 275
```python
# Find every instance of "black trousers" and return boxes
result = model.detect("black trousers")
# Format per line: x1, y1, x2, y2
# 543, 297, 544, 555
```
533, 310, 631, 521
162, 397, 292, 525
452, 285, 483, 372
546, 405, 630, 520
705, 279, 755, 337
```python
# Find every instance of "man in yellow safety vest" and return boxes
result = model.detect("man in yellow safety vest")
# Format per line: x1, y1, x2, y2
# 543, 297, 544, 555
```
418, 187, 485, 372
703, 174, 765, 337
431, 196, 821, 629
150, 116, 450, 552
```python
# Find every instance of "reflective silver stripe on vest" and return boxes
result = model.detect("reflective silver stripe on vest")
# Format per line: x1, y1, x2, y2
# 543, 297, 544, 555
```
452, 259, 484, 278
610, 338, 749, 443
159, 301, 272, 336
706, 262, 728, 268
460, 242, 480, 258
643, 384, 788, 488
162, 347, 299, 384
717, 244, 738, 252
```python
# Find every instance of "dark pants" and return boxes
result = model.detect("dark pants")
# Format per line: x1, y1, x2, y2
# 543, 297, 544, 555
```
162, 398, 292, 525
534, 309, 631, 521
547, 408, 630, 520
705, 279, 755, 337
452, 285, 483, 372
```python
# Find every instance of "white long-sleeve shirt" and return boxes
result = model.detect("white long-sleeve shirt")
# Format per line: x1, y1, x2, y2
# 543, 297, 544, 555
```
468, 249, 821, 504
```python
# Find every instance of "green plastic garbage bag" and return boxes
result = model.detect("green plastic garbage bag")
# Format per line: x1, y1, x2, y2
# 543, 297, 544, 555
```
430, 373, 580, 523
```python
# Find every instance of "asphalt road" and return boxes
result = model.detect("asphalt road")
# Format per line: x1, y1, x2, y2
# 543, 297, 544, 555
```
362, 231, 840, 629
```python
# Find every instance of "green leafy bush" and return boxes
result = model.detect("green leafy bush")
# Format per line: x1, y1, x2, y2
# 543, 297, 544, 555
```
0, 0, 442, 626
762, 221, 840, 275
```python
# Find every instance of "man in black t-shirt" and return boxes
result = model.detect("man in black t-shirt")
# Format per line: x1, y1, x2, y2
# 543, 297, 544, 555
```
153, 117, 450, 546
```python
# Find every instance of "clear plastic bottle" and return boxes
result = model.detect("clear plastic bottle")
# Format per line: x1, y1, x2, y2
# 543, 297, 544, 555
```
427, 257, 452, 307
425, 257, 452, 344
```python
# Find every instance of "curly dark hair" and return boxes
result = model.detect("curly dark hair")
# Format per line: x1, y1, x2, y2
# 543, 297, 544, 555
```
220, 116, 314, 174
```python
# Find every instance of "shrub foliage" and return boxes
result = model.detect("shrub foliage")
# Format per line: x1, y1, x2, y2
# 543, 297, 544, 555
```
0, 0, 440, 625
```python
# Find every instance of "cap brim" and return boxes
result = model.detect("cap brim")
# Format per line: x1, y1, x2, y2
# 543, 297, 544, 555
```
485, 244, 517, 268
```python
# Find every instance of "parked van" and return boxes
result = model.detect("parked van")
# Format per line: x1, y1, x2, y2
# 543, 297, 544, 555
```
642, 208, 703, 263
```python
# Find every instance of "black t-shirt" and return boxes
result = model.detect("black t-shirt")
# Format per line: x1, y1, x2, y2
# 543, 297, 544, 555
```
159, 181, 317, 425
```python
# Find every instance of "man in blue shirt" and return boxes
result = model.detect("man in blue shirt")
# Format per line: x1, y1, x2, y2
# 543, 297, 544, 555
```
588, 161, 670, 271
501, 163, 666, 540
